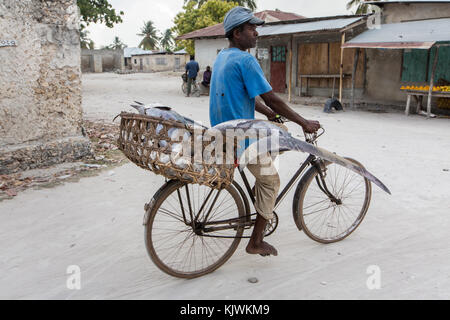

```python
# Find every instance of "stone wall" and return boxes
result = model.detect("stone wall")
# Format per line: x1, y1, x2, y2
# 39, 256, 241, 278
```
0, 0, 92, 174
382, 3, 450, 24
130, 54, 190, 73
81, 49, 124, 73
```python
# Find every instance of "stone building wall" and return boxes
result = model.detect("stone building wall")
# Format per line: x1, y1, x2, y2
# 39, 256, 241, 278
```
0, 0, 92, 174
81, 49, 125, 73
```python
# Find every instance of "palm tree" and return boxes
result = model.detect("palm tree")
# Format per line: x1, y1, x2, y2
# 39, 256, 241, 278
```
80, 28, 93, 49
185, 0, 257, 11
108, 36, 127, 50
346, 0, 380, 14
160, 29, 174, 52
137, 20, 160, 50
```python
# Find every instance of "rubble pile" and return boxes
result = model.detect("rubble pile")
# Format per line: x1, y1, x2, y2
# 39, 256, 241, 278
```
0, 120, 128, 201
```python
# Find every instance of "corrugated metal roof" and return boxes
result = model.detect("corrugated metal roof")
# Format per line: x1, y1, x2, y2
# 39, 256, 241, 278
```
257, 16, 364, 37
343, 17, 450, 49
124, 47, 152, 58
365, 0, 450, 5
177, 10, 306, 40
174, 49, 188, 54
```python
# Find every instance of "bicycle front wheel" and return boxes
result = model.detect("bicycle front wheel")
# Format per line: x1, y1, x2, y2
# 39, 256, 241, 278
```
144, 180, 245, 279
293, 158, 372, 244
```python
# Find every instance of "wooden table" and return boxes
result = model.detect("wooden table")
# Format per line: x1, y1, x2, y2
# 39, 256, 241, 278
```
299, 74, 350, 98
405, 90, 450, 117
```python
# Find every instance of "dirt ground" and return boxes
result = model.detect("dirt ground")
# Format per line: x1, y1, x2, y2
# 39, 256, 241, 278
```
1, 72, 450, 300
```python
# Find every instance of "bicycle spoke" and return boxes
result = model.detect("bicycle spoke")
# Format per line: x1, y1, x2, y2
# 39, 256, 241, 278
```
148, 182, 244, 277
300, 160, 370, 243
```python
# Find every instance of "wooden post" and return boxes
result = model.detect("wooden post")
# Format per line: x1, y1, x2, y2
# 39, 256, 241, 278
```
427, 46, 439, 119
351, 49, 360, 110
289, 37, 293, 103
339, 32, 346, 103
405, 94, 412, 116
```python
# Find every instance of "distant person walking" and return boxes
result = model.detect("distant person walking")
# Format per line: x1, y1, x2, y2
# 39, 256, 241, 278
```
185, 56, 200, 97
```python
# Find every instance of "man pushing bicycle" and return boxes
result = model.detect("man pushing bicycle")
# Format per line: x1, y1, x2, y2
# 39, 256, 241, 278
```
209, 7, 321, 257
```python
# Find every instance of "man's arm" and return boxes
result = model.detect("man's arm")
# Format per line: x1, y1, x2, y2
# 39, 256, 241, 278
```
260, 91, 320, 133
255, 99, 277, 120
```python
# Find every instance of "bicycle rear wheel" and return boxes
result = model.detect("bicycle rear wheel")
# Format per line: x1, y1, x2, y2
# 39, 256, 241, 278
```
144, 180, 245, 279
293, 158, 372, 244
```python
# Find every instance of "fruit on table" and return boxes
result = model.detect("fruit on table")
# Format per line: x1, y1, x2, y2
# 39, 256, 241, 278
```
401, 85, 450, 92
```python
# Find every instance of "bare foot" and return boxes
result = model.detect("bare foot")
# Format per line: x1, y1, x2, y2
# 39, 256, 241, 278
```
246, 241, 278, 257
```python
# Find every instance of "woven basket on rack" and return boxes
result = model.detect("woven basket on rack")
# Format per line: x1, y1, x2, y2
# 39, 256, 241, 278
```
117, 112, 236, 190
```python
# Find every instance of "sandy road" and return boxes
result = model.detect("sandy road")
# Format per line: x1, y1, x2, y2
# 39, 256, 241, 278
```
1, 72, 449, 299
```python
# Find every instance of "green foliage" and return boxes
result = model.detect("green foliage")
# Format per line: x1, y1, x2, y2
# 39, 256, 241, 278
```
106, 36, 127, 50
173, 0, 239, 55
184, 0, 257, 11
138, 21, 161, 51
77, 0, 124, 29
160, 29, 175, 52
80, 28, 95, 49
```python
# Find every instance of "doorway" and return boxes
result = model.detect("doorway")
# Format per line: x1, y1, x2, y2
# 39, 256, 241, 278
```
270, 46, 287, 93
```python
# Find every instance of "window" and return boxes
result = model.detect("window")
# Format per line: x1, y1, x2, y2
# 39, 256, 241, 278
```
156, 57, 166, 65
271, 46, 286, 62
134, 59, 137, 64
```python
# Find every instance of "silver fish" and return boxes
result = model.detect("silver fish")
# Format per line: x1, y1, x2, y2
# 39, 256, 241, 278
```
212, 119, 391, 195
130, 103, 208, 129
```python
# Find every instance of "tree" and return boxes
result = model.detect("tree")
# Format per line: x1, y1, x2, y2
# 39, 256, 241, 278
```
346, 0, 380, 14
107, 36, 127, 50
80, 29, 95, 49
138, 21, 161, 51
184, 0, 257, 11
160, 29, 175, 52
77, 0, 124, 29
173, 0, 239, 55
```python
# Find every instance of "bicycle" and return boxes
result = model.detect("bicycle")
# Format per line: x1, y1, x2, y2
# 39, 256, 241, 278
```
181, 74, 200, 97
143, 127, 372, 279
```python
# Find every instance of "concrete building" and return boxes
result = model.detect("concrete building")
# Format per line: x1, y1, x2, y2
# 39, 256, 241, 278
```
0, 0, 91, 174
343, 0, 450, 113
256, 15, 368, 100
130, 50, 190, 73
177, 10, 305, 70
81, 49, 124, 73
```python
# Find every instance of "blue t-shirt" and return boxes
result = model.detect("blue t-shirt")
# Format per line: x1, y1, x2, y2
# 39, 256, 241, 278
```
185, 61, 199, 79
209, 48, 272, 127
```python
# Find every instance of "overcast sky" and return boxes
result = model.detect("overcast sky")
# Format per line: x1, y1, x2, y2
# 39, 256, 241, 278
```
85, 0, 355, 48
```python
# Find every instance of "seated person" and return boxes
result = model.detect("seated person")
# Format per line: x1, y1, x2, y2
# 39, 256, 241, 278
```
201, 66, 212, 88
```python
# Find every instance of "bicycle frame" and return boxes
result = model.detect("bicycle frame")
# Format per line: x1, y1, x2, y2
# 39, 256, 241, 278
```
178, 129, 334, 238
181, 154, 324, 239
238, 154, 317, 211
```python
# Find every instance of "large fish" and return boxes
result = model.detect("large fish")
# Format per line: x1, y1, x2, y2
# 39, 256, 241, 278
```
211, 119, 391, 195
130, 102, 208, 129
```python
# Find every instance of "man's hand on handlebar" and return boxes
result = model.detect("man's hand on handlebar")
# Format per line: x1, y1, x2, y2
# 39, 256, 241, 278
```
268, 114, 285, 124
302, 120, 321, 134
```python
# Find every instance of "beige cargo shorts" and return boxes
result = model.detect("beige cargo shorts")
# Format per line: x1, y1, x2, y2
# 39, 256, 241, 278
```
246, 121, 287, 221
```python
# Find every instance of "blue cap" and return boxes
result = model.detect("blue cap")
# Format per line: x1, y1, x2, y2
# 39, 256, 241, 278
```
223, 6, 265, 34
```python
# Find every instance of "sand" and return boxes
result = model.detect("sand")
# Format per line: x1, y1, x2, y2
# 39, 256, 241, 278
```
1, 72, 449, 299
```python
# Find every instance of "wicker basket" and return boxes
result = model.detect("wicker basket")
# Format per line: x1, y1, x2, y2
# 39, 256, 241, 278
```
117, 112, 236, 190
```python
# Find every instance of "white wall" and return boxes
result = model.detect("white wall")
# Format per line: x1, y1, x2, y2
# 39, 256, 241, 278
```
195, 38, 257, 71
195, 38, 228, 70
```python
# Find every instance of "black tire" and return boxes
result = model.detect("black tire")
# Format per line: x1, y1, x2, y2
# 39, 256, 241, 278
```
144, 180, 245, 279
292, 158, 372, 244
182, 82, 187, 94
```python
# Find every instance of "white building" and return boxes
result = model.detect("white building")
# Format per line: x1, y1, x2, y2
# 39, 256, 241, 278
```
177, 10, 305, 71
